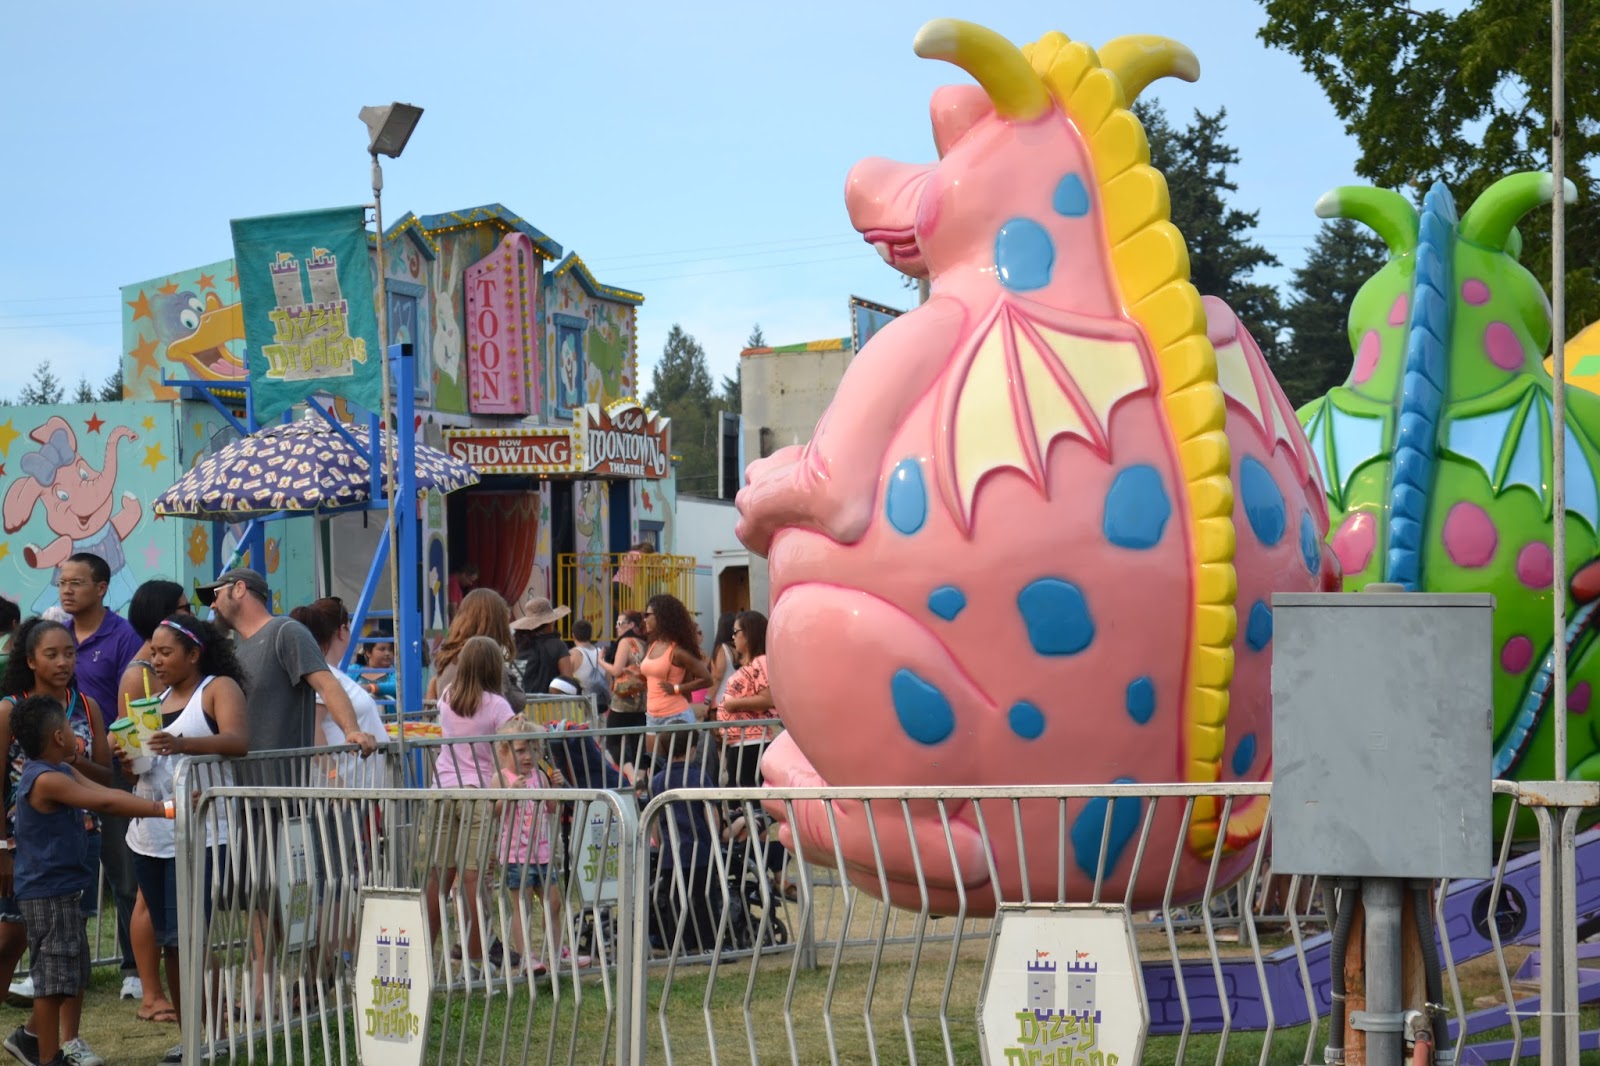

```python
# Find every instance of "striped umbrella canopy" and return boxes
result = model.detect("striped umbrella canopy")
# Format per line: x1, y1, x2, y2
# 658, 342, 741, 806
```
154, 417, 478, 517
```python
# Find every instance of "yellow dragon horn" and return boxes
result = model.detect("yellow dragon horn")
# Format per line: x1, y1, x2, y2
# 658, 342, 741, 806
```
1096, 36, 1201, 102
914, 19, 1050, 120
1459, 172, 1578, 251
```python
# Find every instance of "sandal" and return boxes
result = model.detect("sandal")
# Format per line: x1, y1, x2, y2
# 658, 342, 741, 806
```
138, 1005, 179, 1024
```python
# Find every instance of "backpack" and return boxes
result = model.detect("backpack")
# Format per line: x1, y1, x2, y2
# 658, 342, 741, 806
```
574, 645, 611, 711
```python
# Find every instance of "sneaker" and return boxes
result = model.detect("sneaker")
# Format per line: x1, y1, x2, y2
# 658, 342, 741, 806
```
119, 975, 142, 1001
162, 1047, 183, 1065
559, 948, 593, 970
59, 1039, 102, 1066
3, 1025, 38, 1066
5, 979, 31, 1005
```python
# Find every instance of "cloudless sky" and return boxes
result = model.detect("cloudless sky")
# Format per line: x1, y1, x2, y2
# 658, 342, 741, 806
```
0, 0, 1380, 404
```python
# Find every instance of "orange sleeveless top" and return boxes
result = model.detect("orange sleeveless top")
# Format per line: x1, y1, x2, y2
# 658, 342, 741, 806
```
640, 642, 688, 718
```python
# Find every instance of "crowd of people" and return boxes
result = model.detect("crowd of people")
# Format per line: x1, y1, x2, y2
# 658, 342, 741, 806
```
423, 585, 782, 972
0, 557, 778, 1065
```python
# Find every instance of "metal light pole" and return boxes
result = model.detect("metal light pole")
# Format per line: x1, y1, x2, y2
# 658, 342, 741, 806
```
359, 103, 424, 770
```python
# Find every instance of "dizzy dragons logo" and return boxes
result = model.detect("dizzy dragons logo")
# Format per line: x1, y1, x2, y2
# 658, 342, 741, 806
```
366, 926, 421, 1042
1003, 950, 1121, 1065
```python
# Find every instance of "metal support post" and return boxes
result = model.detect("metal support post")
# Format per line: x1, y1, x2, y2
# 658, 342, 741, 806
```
1353, 877, 1404, 1065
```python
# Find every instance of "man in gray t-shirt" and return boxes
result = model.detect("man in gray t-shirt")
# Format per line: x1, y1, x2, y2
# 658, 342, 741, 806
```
197, 567, 377, 759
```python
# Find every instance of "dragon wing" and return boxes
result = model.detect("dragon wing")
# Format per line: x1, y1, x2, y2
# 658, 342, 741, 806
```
934, 299, 1155, 529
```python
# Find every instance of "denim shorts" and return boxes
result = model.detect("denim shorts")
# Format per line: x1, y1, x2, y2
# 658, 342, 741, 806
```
133, 853, 179, 949
503, 862, 550, 892
649, 709, 697, 728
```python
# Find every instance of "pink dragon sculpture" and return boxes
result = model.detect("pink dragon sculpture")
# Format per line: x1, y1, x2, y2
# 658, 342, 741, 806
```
736, 19, 1340, 912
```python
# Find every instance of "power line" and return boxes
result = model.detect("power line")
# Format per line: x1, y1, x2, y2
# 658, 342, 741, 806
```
610, 252, 872, 285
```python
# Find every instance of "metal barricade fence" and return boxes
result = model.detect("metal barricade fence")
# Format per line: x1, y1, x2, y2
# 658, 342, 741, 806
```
167, 752, 1592, 1064
172, 775, 640, 1066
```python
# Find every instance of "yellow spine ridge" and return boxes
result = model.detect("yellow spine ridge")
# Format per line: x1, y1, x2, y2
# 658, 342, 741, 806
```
1187, 476, 1233, 520
1101, 165, 1167, 245
1166, 383, 1228, 438
1131, 282, 1207, 348
1090, 111, 1151, 184
1112, 223, 1190, 305
1161, 336, 1216, 394
1195, 605, 1237, 647
1197, 562, 1235, 604
1193, 517, 1234, 563
1066, 68, 1124, 136
1028, 29, 1238, 851
1179, 428, 1230, 479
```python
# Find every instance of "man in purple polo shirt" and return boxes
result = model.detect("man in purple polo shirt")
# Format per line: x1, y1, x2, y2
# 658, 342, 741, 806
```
59, 553, 142, 1000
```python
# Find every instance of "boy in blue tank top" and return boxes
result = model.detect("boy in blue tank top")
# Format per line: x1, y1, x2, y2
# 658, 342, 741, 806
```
4, 697, 171, 1066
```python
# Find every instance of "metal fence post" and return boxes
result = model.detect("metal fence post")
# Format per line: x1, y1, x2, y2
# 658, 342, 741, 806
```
1538, 805, 1581, 1066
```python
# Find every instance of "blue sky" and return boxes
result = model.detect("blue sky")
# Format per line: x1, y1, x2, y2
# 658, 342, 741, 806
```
0, 0, 1381, 403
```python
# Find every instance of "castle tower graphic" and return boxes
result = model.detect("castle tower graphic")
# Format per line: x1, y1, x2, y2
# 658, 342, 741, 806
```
304, 247, 343, 307
270, 252, 304, 309
1027, 957, 1057, 1021
1066, 958, 1102, 1023
376, 928, 391, 981
394, 929, 413, 989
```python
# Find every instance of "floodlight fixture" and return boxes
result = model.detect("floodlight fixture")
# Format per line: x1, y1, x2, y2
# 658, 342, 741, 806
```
359, 102, 424, 158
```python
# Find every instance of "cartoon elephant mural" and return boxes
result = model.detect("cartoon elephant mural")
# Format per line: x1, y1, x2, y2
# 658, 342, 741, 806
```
3, 417, 143, 612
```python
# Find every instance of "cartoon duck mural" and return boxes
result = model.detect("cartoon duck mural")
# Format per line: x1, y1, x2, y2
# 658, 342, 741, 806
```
152, 287, 246, 380
1301, 174, 1600, 833
737, 19, 1337, 912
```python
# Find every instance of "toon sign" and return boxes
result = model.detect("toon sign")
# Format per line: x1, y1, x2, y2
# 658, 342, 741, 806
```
582, 401, 671, 479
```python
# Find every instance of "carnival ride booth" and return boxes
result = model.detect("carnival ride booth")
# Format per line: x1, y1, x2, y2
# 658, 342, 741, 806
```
442, 401, 693, 637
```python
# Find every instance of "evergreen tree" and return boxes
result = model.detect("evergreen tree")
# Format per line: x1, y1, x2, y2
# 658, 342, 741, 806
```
1137, 102, 1286, 358
18, 361, 63, 406
1258, 0, 1600, 335
721, 324, 763, 416
646, 325, 718, 493
1276, 219, 1389, 406
73, 376, 94, 404
98, 366, 124, 403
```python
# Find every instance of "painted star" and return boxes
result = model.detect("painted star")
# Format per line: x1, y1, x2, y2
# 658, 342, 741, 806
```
142, 415, 157, 432
0, 544, 9, 564
196, 273, 215, 291
142, 540, 163, 571
85, 412, 105, 435
141, 442, 167, 472
157, 280, 179, 296
127, 290, 153, 321
0, 420, 18, 457
130, 334, 160, 373
227, 272, 238, 290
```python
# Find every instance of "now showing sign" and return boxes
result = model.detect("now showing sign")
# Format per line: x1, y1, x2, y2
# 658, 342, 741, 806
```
582, 401, 671, 479
444, 428, 575, 474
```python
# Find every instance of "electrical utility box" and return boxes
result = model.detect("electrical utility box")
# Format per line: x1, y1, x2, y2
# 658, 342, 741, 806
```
1270, 591, 1495, 880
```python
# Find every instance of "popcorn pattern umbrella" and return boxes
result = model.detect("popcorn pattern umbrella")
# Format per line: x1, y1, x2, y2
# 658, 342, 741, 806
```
153, 417, 479, 517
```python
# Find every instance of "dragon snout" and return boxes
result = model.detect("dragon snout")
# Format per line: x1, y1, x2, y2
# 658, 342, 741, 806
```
846, 158, 932, 275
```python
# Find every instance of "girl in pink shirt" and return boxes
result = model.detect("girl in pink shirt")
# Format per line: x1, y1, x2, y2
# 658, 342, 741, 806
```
425, 636, 516, 972
490, 719, 589, 975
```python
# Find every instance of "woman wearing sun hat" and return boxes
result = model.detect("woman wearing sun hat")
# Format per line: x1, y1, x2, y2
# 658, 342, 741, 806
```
511, 597, 572, 700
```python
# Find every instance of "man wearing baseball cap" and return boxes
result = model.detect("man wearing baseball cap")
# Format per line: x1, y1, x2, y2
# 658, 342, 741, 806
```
196, 568, 377, 757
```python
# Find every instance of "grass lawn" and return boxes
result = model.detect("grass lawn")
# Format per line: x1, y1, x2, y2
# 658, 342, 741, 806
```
63, 929, 1598, 1066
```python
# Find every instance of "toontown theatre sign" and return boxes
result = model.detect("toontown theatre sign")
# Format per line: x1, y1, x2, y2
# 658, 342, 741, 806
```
443, 402, 671, 479
582, 401, 671, 479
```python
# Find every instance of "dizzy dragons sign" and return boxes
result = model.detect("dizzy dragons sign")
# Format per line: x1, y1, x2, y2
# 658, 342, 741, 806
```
582, 402, 671, 479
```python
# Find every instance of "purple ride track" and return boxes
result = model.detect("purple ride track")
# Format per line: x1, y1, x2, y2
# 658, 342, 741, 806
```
1145, 828, 1600, 1062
